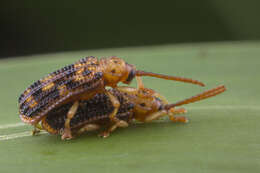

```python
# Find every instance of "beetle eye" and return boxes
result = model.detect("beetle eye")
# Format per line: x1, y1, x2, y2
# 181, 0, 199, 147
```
126, 69, 136, 82
140, 103, 146, 107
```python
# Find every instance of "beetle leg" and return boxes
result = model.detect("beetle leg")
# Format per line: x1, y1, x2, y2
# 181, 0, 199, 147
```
116, 86, 138, 94
99, 120, 129, 138
170, 116, 189, 123
61, 101, 79, 140
136, 76, 144, 89
168, 108, 189, 123
144, 110, 167, 122
170, 107, 187, 114
96, 90, 129, 138
144, 108, 188, 123
32, 123, 43, 136
75, 124, 100, 136
151, 91, 188, 123
105, 90, 128, 127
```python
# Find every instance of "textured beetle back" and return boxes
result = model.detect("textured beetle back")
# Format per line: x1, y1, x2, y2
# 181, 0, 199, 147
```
18, 56, 104, 124
41, 89, 134, 134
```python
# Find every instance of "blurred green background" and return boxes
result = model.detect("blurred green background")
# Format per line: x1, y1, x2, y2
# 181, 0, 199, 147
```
1, 0, 260, 58
0, 42, 260, 173
1, 1, 260, 172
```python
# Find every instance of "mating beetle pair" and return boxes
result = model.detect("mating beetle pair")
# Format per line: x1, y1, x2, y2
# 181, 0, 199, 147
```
18, 56, 226, 139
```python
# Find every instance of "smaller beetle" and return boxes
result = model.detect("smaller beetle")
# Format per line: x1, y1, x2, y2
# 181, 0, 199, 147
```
38, 85, 226, 139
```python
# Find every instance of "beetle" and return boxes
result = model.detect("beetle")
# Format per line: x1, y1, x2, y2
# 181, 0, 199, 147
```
39, 85, 226, 139
18, 56, 205, 139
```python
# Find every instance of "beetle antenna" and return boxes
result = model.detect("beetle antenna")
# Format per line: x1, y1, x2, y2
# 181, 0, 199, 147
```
136, 70, 205, 87
164, 85, 226, 110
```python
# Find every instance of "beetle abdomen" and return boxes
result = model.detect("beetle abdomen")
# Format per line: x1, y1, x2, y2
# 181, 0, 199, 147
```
18, 56, 104, 124
41, 89, 134, 134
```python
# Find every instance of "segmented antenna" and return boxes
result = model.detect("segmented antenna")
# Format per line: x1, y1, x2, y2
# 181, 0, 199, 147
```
164, 85, 226, 110
136, 70, 205, 87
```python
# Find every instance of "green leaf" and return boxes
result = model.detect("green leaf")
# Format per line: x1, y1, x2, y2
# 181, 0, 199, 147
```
0, 42, 259, 173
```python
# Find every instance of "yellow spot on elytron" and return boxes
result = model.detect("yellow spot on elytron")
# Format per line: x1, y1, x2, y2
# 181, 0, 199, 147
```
58, 85, 68, 96
88, 66, 96, 71
26, 96, 33, 103
76, 68, 84, 75
74, 63, 84, 68
86, 58, 98, 65
29, 99, 38, 108
74, 67, 88, 81
74, 75, 85, 81
41, 75, 54, 83
42, 82, 55, 91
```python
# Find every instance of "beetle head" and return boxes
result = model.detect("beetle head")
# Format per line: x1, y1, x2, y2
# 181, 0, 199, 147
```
100, 57, 137, 87
127, 87, 164, 122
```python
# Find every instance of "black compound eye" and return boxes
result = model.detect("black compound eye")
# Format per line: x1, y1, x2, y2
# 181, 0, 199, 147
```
140, 103, 146, 107
126, 69, 136, 82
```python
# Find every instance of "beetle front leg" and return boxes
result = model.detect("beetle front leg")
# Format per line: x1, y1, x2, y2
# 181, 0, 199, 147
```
144, 108, 188, 123
99, 90, 129, 138
99, 121, 129, 138
144, 110, 167, 122
75, 123, 100, 137
151, 91, 188, 123
168, 108, 189, 123
105, 90, 128, 126
136, 76, 145, 89
61, 101, 79, 140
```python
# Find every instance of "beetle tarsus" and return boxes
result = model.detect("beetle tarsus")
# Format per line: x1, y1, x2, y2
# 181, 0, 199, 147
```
98, 131, 110, 138
32, 129, 41, 136
98, 120, 129, 138
32, 123, 43, 136
75, 124, 100, 136
169, 116, 189, 123
61, 128, 73, 140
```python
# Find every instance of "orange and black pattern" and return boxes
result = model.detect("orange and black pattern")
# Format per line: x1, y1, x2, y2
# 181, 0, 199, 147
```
41, 89, 134, 134
18, 56, 104, 124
